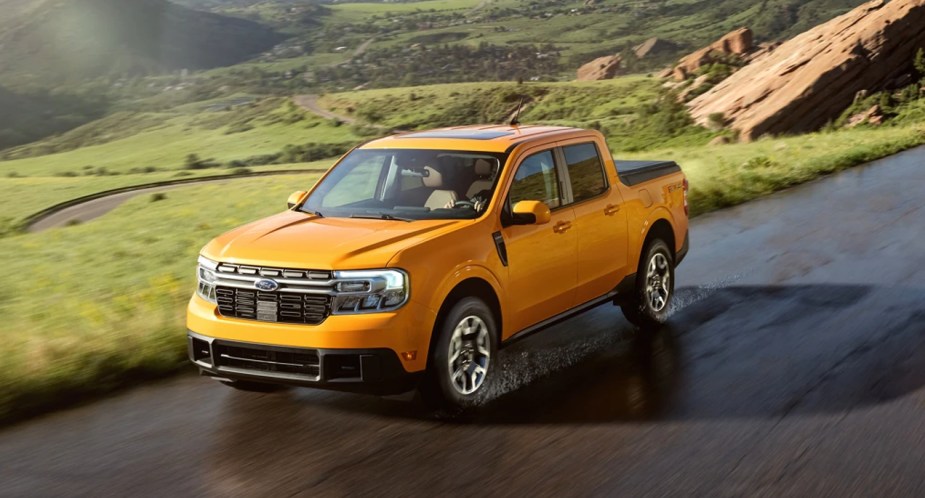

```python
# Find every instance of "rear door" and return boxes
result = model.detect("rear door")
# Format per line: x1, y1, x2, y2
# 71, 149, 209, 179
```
557, 139, 629, 304
500, 147, 578, 334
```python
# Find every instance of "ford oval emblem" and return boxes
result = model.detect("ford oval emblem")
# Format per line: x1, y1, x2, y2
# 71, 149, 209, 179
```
255, 279, 280, 292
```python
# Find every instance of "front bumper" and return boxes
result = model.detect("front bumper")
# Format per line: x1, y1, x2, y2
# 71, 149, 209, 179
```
188, 331, 421, 395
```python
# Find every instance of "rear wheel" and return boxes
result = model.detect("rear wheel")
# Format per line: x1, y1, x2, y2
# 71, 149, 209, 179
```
621, 239, 675, 329
419, 297, 498, 416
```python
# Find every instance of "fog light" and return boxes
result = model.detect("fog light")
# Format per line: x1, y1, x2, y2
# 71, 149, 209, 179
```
401, 351, 417, 361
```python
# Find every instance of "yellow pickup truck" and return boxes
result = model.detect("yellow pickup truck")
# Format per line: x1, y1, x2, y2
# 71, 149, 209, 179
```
188, 125, 688, 411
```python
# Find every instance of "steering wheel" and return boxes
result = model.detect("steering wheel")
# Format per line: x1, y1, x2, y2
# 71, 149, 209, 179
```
452, 200, 476, 209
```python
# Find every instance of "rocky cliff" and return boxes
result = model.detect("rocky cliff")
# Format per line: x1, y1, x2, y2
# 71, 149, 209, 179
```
576, 55, 623, 81
688, 0, 925, 141
671, 28, 754, 80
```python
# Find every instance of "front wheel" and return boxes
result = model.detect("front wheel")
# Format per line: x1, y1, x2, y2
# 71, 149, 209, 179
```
621, 239, 675, 329
419, 297, 498, 416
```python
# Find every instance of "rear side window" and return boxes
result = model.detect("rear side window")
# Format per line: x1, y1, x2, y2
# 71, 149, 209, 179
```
563, 143, 607, 203
508, 150, 561, 209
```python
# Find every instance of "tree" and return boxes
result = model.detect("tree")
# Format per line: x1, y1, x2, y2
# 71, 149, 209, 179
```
185, 153, 202, 169
915, 48, 925, 82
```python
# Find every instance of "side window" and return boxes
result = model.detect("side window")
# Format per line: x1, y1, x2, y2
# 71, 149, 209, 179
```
563, 143, 608, 203
321, 156, 383, 207
508, 150, 561, 209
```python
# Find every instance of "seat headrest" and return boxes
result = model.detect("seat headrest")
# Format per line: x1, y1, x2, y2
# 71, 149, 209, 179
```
422, 166, 443, 188
474, 158, 495, 177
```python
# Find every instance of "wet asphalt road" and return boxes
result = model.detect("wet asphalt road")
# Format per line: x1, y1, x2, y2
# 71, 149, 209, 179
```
3, 147, 925, 496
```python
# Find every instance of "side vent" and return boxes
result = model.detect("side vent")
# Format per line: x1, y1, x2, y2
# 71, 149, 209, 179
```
492, 231, 508, 267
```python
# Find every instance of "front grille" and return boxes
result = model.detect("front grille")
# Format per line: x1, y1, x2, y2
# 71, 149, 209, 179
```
213, 342, 320, 379
216, 286, 331, 324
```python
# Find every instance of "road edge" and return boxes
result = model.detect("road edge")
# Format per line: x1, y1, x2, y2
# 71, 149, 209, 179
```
20, 168, 327, 232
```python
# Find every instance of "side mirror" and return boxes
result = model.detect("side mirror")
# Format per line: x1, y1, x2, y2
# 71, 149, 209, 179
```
511, 200, 551, 225
287, 190, 308, 209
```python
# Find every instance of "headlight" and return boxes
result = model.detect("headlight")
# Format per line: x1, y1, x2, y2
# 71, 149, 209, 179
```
196, 255, 218, 304
331, 269, 408, 314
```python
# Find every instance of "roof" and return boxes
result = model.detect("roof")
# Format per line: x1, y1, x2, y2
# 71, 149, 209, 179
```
359, 125, 595, 153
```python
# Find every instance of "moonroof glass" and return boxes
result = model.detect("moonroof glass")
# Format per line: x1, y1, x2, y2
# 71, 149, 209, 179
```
400, 130, 515, 140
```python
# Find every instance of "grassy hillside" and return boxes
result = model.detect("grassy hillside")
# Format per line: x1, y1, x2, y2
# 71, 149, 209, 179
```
300, 0, 870, 79
318, 77, 713, 151
142, 0, 871, 94
0, 0, 285, 86
0, 86, 107, 151
0, 98, 366, 177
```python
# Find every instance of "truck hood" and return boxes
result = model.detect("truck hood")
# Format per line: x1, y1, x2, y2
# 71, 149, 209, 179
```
201, 211, 460, 270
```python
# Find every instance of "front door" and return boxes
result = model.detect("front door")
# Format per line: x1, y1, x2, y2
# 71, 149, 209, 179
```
501, 148, 578, 335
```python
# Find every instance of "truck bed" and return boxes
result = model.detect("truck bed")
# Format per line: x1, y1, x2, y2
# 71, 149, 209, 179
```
615, 160, 681, 187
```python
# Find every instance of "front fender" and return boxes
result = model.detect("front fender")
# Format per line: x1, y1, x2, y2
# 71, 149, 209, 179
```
429, 263, 505, 319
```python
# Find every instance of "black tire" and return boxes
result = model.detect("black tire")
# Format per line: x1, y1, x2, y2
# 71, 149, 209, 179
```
621, 238, 675, 329
220, 379, 289, 393
419, 296, 499, 417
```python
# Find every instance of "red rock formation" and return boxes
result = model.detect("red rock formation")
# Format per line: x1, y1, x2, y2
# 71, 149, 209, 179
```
634, 37, 677, 59
576, 55, 623, 81
689, 0, 925, 141
847, 104, 885, 127
672, 28, 754, 80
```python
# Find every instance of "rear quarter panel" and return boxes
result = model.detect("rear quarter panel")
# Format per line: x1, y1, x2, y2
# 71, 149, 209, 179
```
612, 167, 688, 271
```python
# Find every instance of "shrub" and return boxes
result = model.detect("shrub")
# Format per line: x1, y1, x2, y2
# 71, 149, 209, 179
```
150, 193, 168, 202
224, 122, 255, 134
183, 153, 219, 170
128, 166, 160, 174
707, 113, 726, 129
0, 217, 19, 238
914, 48, 925, 82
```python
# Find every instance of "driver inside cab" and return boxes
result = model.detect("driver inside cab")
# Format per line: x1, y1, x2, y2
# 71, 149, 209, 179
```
443, 157, 498, 213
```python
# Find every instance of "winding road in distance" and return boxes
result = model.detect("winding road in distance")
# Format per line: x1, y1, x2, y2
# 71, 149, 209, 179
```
26, 169, 323, 233
4, 147, 925, 496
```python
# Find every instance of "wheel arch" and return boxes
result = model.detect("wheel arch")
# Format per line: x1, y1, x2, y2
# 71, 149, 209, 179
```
429, 278, 503, 366
644, 218, 676, 260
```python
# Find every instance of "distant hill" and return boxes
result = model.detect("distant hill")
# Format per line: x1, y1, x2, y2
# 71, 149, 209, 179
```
0, 0, 286, 85
0, 85, 106, 151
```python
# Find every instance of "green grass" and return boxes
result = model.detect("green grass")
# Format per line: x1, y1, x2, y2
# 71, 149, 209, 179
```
320, 77, 660, 126
2, 117, 924, 423
625, 123, 925, 215
0, 174, 322, 423
319, 76, 713, 150
327, 0, 486, 18
314, 0, 866, 71
0, 161, 331, 227
0, 99, 364, 177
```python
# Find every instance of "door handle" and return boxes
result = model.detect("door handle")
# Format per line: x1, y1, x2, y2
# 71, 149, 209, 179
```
553, 221, 572, 233
604, 204, 621, 216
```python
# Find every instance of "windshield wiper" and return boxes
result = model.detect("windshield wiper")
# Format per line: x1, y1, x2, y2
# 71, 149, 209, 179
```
301, 209, 323, 218
350, 213, 414, 222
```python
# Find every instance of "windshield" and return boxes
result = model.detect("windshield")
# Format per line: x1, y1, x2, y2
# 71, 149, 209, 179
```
302, 148, 506, 221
